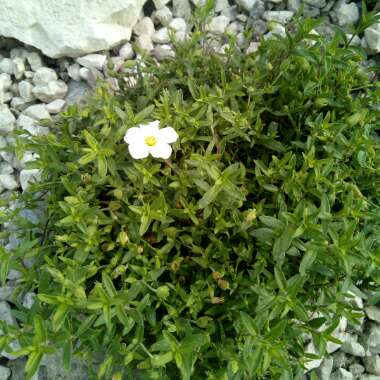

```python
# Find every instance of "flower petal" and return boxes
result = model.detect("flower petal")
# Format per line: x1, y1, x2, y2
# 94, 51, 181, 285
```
158, 127, 178, 144
139, 121, 160, 136
128, 143, 149, 159
149, 143, 172, 159
124, 127, 143, 144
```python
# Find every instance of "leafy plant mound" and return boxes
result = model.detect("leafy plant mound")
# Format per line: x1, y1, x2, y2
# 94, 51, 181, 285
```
3, 17, 380, 380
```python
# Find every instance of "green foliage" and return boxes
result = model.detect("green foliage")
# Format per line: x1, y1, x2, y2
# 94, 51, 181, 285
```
2, 15, 380, 380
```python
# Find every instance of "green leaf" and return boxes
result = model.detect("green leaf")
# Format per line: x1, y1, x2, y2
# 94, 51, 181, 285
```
83, 130, 99, 151
77, 314, 97, 337
102, 272, 117, 297
299, 251, 317, 276
25, 351, 43, 380
0, 251, 10, 286
78, 152, 96, 165
240, 312, 257, 335
98, 156, 108, 178
63, 339, 72, 371
33, 316, 47, 343
274, 266, 287, 292
52, 304, 69, 332
244, 344, 264, 377
151, 352, 174, 367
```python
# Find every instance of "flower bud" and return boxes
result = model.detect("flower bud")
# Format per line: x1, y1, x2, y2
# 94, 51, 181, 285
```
156, 285, 170, 300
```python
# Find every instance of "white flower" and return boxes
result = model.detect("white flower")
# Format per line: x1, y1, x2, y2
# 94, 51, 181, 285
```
124, 121, 178, 159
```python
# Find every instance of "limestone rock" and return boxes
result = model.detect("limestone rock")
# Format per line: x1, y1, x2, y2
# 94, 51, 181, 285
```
365, 22, 380, 53
330, 368, 353, 380
119, 43, 134, 60
263, 11, 294, 24
341, 335, 365, 357
207, 16, 231, 35
153, 6, 173, 26
152, 28, 170, 43
32, 67, 58, 85
0, 104, 16, 133
348, 363, 365, 378
19, 169, 41, 191
0, 0, 147, 58
316, 358, 333, 380
76, 54, 107, 70
18, 81, 35, 102
32, 80, 68, 102
22, 104, 51, 120
333, 1, 359, 26
0, 365, 10, 380
365, 306, 380, 324
0, 174, 18, 190
364, 356, 380, 376
46, 99, 66, 114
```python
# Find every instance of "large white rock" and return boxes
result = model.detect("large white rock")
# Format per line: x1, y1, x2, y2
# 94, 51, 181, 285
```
0, 0, 147, 58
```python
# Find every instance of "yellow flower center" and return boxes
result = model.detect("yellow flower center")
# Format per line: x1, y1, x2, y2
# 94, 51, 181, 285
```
145, 136, 157, 147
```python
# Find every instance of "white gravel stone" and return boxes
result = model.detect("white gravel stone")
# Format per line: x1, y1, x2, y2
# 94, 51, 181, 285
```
10, 48, 28, 60
361, 323, 380, 354
19, 169, 41, 191
246, 42, 260, 54
341, 335, 365, 357
365, 306, 380, 324
153, 6, 173, 26
16, 114, 49, 136
235, 0, 257, 11
0, 104, 16, 133
119, 43, 134, 60
0, 59, 14, 75
330, 368, 353, 380
0, 174, 18, 190
153, 45, 175, 60
33, 67, 58, 85
364, 356, 380, 376
0, 74, 12, 92
76, 54, 107, 70
173, 0, 192, 21
207, 16, 230, 35
136, 35, 154, 52
365, 23, 380, 53
23, 70, 34, 79
169, 17, 187, 40
304, 341, 323, 371
67, 63, 82, 81
10, 97, 27, 111
26, 52, 43, 71
316, 358, 333, 380
304, 0, 326, 7
287, 0, 301, 11
153, 27, 171, 43
23, 104, 51, 120
349, 363, 365, 378
359, 376, 380, 380
32, 80, 68, 102
22, 292, 36, 309
46, 99, 66, 114
0, 301, 20, 360
215, 0, 230, 12
0, 163, 13, 175
333, 1, 359, 26
18, 80, 35, 102
12, 57, 25, 80
263, 11, 294, 24
134, 17, 155, 37
0, 365, 10, 380
153, 0, 170, 9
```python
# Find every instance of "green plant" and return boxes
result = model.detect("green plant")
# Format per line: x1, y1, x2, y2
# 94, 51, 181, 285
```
2, 14, 380, 380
